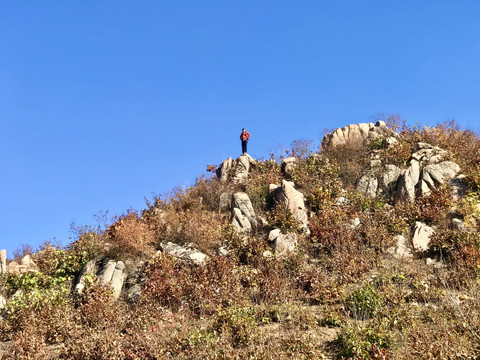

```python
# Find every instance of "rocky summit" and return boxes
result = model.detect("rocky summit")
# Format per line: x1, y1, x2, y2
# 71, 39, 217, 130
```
1, 119, 480, 359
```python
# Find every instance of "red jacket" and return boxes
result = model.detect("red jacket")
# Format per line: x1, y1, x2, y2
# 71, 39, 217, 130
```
240, 131, 251, 141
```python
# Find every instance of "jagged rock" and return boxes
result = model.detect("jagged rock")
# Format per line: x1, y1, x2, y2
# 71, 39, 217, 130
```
216, 157, 232, 182
126, 284, 142, 303
412, 222, 435, 252
322, 121, 398, 148
97, 259, 117, 285
231, 192, 257, 233
160, 242, 208, 265
275, 180, 308, 231
395, 143, 461, 203
419, 161, 461, 196
281, 157, 297, 178
0, 250, 6, 274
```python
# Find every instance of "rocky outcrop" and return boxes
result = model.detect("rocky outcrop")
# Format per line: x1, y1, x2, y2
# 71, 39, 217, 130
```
274, 180, 309, 231
75, 258, 127, 300
216, 154, 255, 183
322, 121, 399, 148
0, 250, 6, 274
5, 255, 38, 274
268, 229, 298, 256
356, 162, 402, 199
160, 242, 208, 266
387, 235, 413, 259
395, 143, 461, 202
412, 222, 435, 252
231, 192, 257, 233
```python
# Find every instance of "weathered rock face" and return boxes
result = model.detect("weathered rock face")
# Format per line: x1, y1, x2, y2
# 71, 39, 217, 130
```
387, 235, 413, 259
160, 242, 208, 266
75, 258, 127, 300
231, 192, 257, 233
268, 229, 298, 256
216, 154, 255, 183
0, 250, 6, 274
412, 222, 435, 252
275, 180, 309, 230
322, 121, 398, 148
356, 162, 402, 199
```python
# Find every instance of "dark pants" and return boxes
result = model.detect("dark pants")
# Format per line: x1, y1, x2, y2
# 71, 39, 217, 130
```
242, 140, 248, 154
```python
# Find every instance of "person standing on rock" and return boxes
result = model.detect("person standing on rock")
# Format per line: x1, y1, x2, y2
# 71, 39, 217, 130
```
240, 128, 251, 154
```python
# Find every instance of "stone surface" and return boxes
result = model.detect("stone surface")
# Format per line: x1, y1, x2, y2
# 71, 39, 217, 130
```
381, 165, 402, 196
393, 235, 413, 259
231, 192, 256, 233
419, 161, 461, 196
412, 222, 435, 252
356, 171, 378, 198
75, 260, 97, 294
451, 218, 467, 232
216, 157, 232, 182
110, 261, 126, 299
6, 255, 38, 274
0, 250, 6, 274
0, 295, 6, 309
219, 192, 232, 211
273, 233, 298, 256
161, 242, 208, 265
97, 259, 117, 285
276, 180, 309, 231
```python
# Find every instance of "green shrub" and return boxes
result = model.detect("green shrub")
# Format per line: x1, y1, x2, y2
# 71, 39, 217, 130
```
346, 283, 383, 320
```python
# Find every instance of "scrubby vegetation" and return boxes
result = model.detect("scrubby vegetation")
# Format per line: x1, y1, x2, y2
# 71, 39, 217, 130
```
1, 117, 480, 359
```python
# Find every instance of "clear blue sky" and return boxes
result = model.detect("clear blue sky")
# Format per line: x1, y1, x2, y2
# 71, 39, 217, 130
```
1, 1, 479, 257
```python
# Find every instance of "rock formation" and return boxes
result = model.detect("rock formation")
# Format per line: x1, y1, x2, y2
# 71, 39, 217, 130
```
268, 229, 298, 256
231, 192, 257, 233
0, 250, 6, 274
5, 254, 38, 274
411, 222, 435, 252
272, 180, 309, 231
322, 121, 399, 148
75, 258, 127, 300
216, 154, 255, 183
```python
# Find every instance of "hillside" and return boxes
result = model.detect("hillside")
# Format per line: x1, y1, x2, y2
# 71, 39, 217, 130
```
1, 117, 480, 359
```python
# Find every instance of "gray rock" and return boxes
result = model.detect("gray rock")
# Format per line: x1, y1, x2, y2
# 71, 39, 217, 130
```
161, 242, 208, 266
412, 222, 435, 252
274, 233, 298, 256
356, 172, 378, 198
393, 235, 413, 259
0, 295, 6, 309
419, 161, 461, 196
276, 180, 309, 231
75, 260, 97, 294
382, 165, 402, 195
0, 250, 6, 274
97, 259, 117, 285
110, 261, 126, 299
395, 160, 420, 203
6, 255, 38, 274
231, 192, 257, 233
216, 157, 232, 182
451, 218, 467, 232
232, 154, 253, 183
219, 192, 231, 211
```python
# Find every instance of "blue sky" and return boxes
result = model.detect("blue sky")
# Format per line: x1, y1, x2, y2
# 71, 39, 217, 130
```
1, 1, 479, 257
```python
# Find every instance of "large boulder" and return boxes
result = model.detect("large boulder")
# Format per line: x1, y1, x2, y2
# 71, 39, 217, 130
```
281, 157, 297, 178
160, 242, 208, 266
231, 192, 257, 233
322, 121, 398, 148
275, 180, 309, 231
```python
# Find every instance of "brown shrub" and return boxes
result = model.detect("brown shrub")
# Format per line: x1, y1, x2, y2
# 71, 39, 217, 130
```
107, 211, 156, 256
